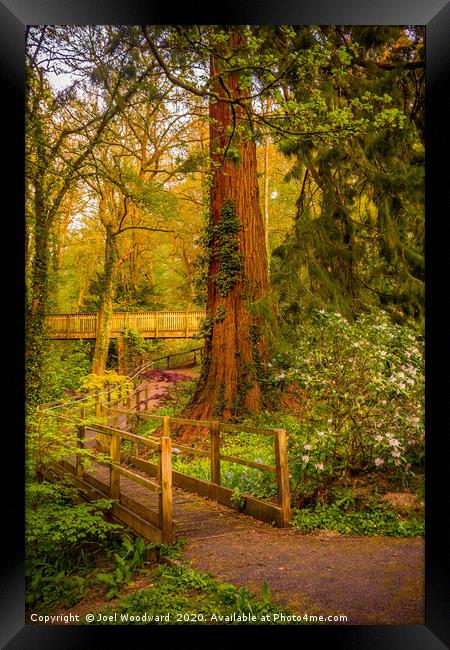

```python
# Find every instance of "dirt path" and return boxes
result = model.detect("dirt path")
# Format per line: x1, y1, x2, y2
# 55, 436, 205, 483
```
180, 501, 424, 625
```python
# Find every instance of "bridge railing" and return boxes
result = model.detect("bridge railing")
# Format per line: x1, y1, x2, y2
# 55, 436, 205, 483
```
38, 407, 174, 544
45, 310, 206, 339
99, 398, 292, 528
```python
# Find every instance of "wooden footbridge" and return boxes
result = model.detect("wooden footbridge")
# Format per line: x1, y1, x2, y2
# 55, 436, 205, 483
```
36, 349, 291, 545
45, 311, 206, 340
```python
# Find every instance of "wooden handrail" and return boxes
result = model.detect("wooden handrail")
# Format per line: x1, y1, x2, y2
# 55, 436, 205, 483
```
45, 310, 206, 340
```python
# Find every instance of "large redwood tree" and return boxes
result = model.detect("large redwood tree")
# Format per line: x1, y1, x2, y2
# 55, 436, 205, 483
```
185, 31, 270, 420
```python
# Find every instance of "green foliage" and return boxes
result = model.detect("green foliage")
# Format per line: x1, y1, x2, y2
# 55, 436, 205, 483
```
96, 535, 153, 600
291, 500, 424, 537
41, 340, 91, 402
26, 482, 121, 556
88, 564, 290, 625
272, 27, 424, 329
119, 328, 158, 372
230, 487, 246, 509
25, 480, 123, 609
193, 199, 243, 303
27, 567, 87, 609
170, 429, 277, 501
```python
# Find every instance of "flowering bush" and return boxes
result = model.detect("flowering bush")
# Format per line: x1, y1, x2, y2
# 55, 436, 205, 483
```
79, 370, 132, 394
273, 309, 424, 496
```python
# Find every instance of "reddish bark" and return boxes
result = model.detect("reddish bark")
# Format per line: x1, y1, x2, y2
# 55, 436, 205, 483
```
184, 32, 270, 421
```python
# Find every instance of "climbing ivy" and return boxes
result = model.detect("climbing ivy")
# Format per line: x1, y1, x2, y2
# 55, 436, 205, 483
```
214, 200, 242, 297
192, 199, 242, 304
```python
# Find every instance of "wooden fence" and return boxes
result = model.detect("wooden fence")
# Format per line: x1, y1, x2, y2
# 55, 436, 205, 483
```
45, 311, 206, 339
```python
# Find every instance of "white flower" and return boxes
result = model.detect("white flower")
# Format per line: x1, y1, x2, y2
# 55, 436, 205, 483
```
302, 455, 310, 463
303, 444, 312, 450
374, 458, 384, 466
315, 463, 324, 471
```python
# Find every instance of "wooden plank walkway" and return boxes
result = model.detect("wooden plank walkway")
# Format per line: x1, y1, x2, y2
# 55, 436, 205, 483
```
76, 454, 250, 541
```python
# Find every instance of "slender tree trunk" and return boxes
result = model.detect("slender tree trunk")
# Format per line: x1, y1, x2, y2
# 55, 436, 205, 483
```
184, 31, 270, 421
263, 97, 271, 268
25, 208, 50, 414
91, 223, 117, 374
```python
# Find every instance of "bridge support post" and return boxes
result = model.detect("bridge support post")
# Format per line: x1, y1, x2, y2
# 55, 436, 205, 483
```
274, 429, 292, 526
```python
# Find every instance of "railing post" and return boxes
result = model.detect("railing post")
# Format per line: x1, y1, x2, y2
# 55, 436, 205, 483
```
76, 407, 85, 479
162, 415, 170, 438
210, 421, 221, 485
144, 387, 149, 411
110, 431, 121, 500
159, 420, 173, 544
126, 395, 131, 430
274, 429, 292, 526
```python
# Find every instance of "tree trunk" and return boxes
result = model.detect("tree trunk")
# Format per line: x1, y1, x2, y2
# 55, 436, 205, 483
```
184, 31, 270, 421
263, 97, 271, 268
25, 208, 50, 415
91, 223, 117, 375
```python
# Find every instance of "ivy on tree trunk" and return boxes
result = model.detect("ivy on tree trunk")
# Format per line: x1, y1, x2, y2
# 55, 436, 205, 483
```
184, 30, 270, 421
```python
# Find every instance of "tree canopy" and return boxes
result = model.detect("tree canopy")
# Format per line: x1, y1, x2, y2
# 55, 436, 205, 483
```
25, 24, 424, 415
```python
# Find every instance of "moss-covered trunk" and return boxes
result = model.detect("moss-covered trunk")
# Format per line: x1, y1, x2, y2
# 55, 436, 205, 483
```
184, 32, 270, 420
25, 213, 50, 416
91, 223, 117, 375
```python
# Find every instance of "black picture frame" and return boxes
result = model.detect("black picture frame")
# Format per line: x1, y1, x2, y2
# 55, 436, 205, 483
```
2, 1, 448, 647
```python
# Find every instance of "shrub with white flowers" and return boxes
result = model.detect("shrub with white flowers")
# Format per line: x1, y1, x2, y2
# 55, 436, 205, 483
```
274, 309, 424, 492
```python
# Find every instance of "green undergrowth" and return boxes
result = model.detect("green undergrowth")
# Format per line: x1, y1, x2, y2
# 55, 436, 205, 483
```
25, 481, 126, 610
85, 564, 294, 625
291, 500, 424, 537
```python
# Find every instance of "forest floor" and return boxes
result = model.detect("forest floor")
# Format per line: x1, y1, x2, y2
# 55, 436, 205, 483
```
40, 365, 424, 626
